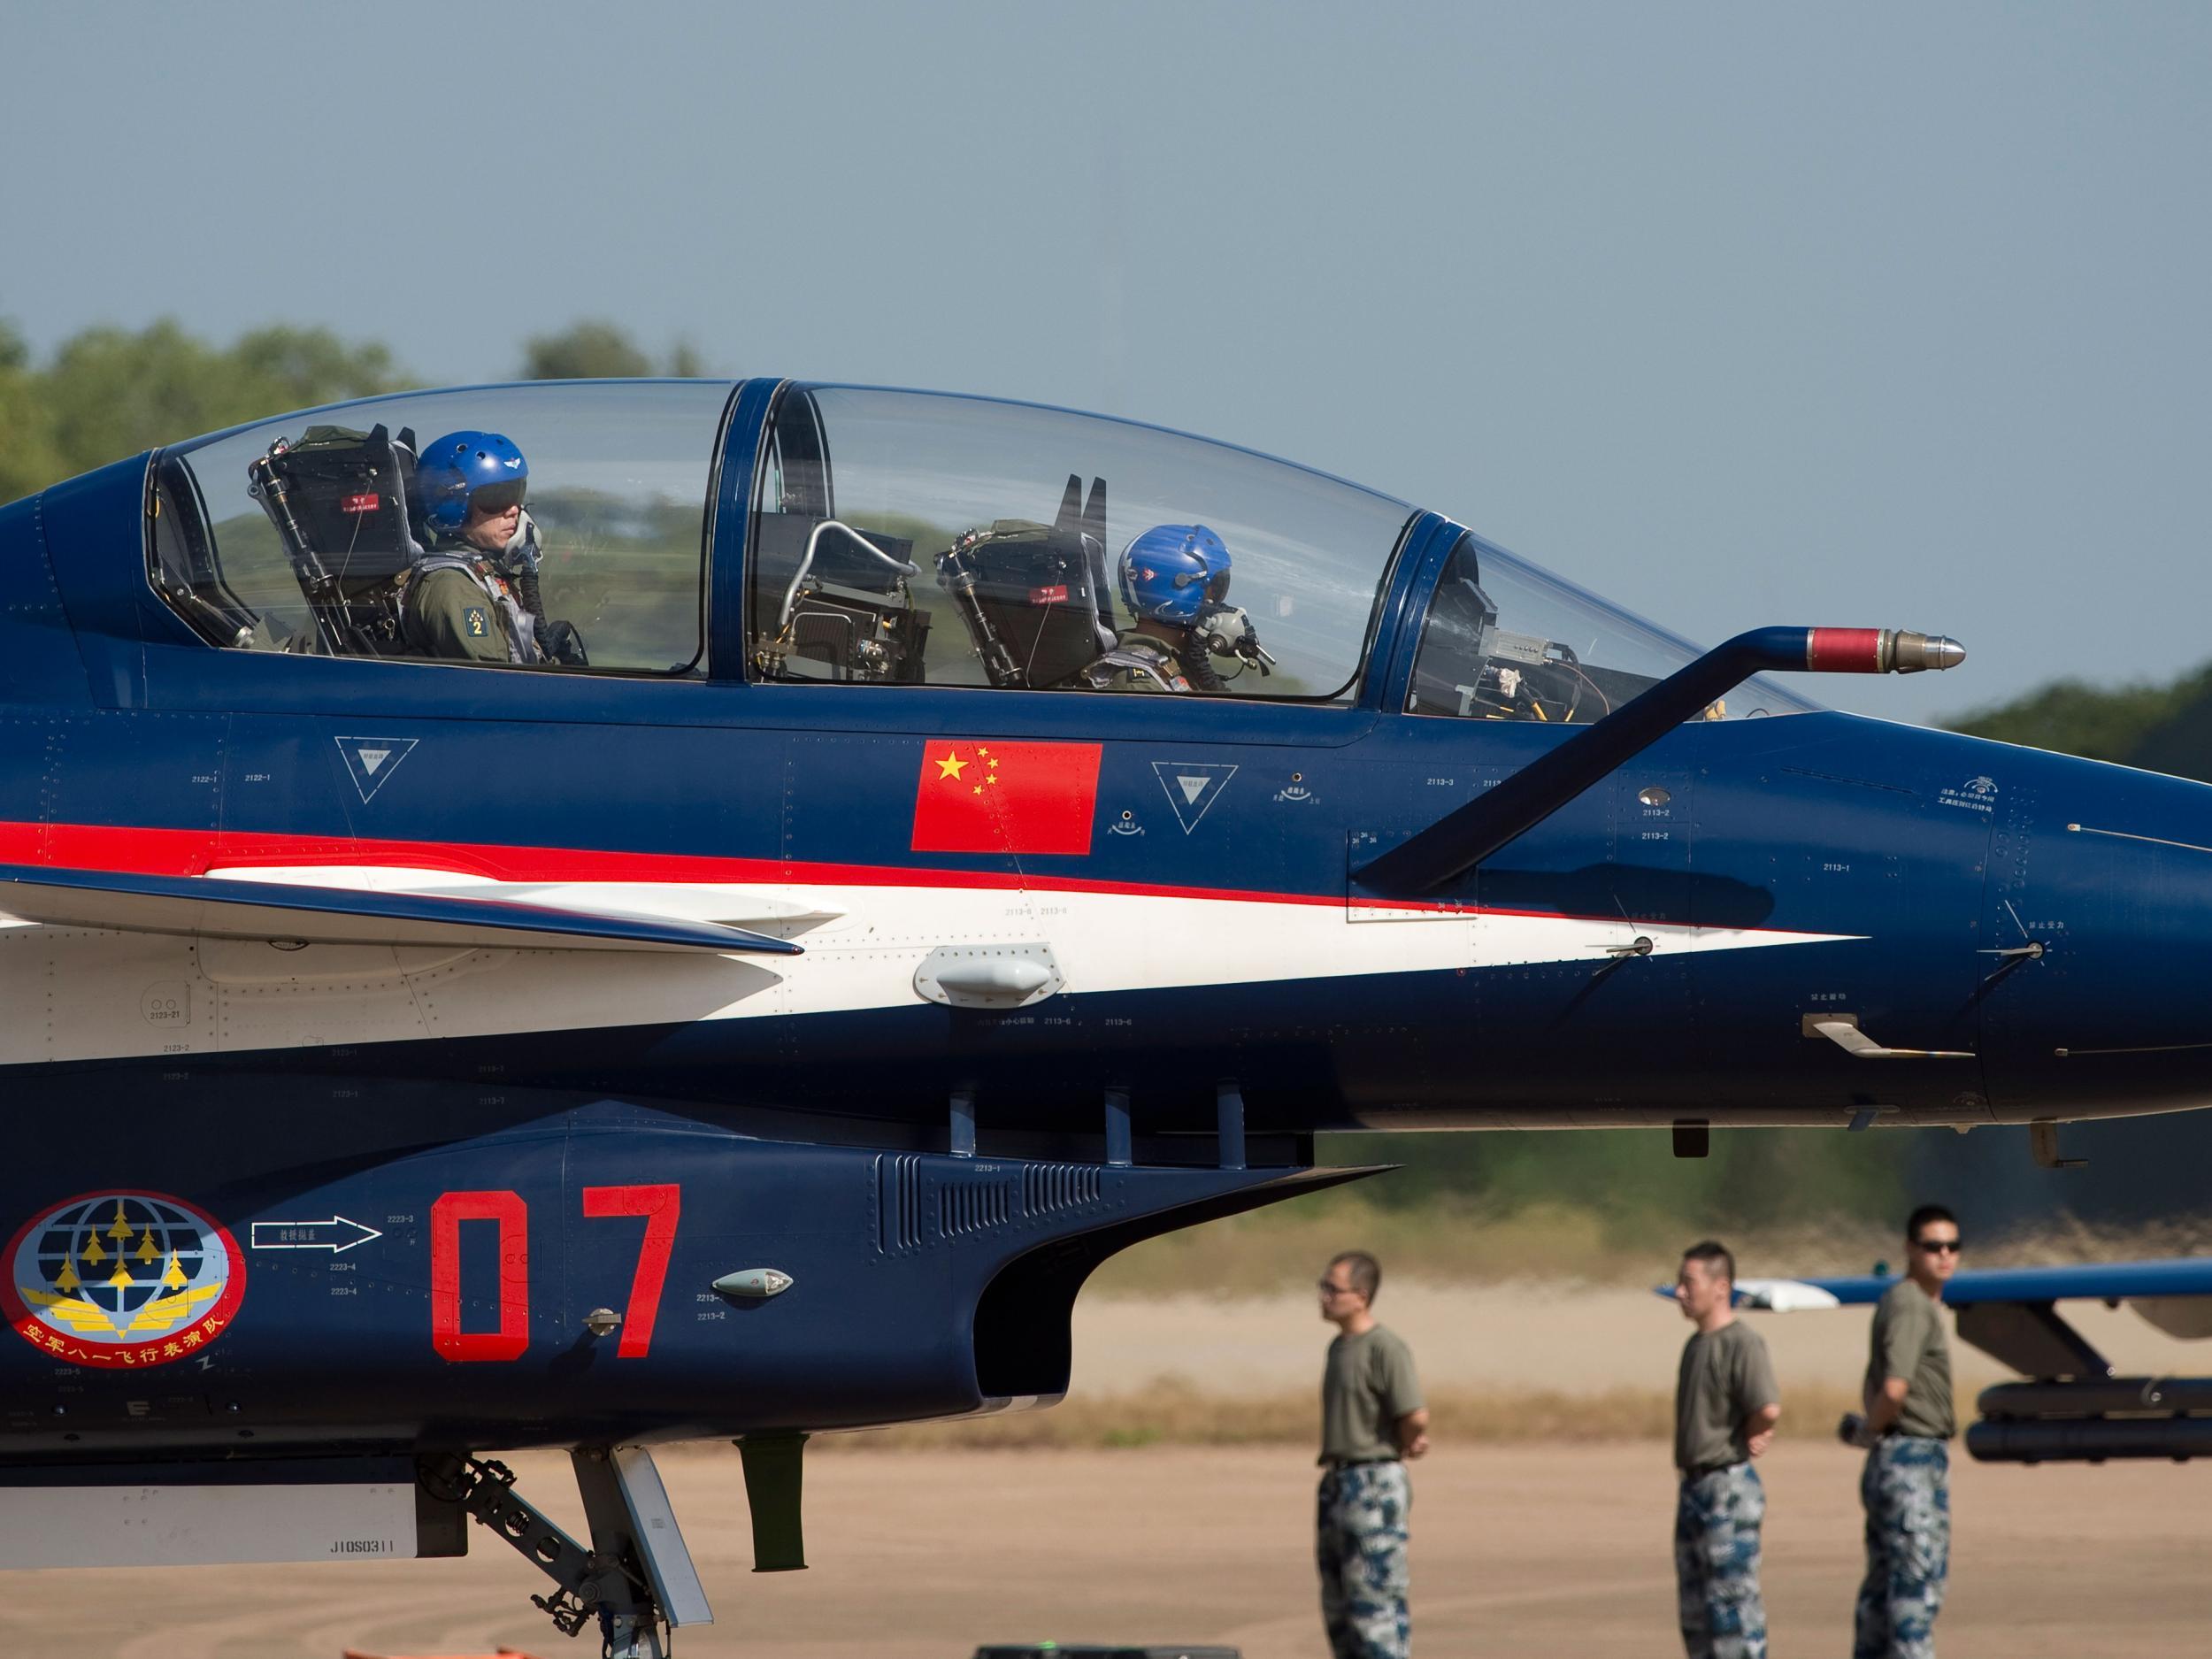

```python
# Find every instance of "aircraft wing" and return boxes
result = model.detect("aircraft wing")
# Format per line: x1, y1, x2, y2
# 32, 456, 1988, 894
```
0, 864, 803, 955
1654, 1257, 2212, 1319
1678, 1258, 2212, 1316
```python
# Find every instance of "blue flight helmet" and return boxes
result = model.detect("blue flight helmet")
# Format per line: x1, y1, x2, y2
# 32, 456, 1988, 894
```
417, 431, 529, 537
1118, 524, 1231, 627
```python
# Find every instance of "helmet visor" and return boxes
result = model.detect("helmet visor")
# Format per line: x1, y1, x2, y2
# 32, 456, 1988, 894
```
1206, 571, 1231, 604
469, 479, 526, 517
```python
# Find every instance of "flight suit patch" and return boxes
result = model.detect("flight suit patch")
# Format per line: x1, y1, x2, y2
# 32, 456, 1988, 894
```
464, 607, 488, 639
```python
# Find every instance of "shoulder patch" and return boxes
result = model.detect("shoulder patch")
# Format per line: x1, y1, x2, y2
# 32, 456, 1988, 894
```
463, 606, 488, 639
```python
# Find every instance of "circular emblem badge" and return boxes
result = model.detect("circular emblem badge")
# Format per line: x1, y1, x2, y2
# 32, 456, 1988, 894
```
2, 1191, 245, 1369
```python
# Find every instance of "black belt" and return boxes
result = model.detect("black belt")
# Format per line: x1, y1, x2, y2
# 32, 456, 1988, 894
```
1682, 1459, 1746, 1479
1322, 1455, 1401, 1471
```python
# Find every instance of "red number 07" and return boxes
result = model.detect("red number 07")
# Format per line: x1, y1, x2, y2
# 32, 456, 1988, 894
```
581, 1184, 680, 1359
430, 1184, 680, 1362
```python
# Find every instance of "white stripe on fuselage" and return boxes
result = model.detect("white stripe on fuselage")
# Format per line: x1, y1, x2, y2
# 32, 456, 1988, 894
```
0, 876, 1860, 1066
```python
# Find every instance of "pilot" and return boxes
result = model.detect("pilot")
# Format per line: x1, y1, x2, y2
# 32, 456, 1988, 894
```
402, 431, 585, 665
1094, 523, 1269, 692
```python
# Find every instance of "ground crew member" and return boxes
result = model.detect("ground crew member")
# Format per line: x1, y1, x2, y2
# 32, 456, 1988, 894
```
1839, 1203, 1960, 1658
1315, 1249, 1428, 1659
1672, 1239, 1781, 1659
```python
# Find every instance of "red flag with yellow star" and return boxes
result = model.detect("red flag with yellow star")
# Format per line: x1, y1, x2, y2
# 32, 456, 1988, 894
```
910, 740, 1102, 855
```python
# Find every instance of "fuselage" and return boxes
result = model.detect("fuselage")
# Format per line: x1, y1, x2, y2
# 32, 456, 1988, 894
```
2, 691, 2209, 1137
1, 384, 2208, 1144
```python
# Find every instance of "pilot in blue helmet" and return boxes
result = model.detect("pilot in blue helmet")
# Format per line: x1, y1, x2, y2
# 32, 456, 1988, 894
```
1110, 523, 1271, 691
403, 431, 584, 666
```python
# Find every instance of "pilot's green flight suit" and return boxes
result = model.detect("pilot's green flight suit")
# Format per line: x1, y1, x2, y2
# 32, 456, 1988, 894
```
404, 562, 522, 663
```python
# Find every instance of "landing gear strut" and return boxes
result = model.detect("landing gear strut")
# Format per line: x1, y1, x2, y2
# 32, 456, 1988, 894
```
420, 1448, 712, 1658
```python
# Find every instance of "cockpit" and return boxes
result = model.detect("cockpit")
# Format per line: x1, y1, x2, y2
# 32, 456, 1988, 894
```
152, 381, 732, 675
145, 378, 1814, 718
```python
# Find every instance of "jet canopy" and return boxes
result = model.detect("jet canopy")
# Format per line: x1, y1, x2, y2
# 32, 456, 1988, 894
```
142, 378, 1814, 718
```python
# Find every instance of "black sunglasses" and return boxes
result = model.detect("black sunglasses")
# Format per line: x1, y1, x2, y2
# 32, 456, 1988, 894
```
1911, 1236, 1963, 1254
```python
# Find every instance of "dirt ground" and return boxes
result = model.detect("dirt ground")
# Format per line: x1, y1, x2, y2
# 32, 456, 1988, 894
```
13, 1440, 2212, 1658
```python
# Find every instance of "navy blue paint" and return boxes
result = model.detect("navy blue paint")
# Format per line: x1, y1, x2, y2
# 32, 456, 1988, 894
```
0, 1096, 1364, 1461
710, 377, 781, 681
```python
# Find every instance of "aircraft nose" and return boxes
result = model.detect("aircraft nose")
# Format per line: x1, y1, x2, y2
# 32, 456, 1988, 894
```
1981, 756, 2212, 1120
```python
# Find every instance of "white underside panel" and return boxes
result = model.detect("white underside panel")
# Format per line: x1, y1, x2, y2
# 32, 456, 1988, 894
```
0, 1480, 427, 1568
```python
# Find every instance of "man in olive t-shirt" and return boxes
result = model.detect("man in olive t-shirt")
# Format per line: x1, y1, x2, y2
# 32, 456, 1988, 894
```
1672, 1240, 1781, 1659
1316, 1249, 1428, 1659
1840, 1204, 1960, 1659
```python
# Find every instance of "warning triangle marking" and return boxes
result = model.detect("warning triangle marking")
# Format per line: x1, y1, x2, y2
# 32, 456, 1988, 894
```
334, 735, 420, 803
1151, 761, 1238, 833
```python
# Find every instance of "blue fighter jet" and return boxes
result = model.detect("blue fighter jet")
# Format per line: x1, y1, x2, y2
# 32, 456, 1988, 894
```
2, 376, 2209, 1654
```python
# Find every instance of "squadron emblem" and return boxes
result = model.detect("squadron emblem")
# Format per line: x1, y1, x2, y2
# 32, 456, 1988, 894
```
3, 1191, 245, 1369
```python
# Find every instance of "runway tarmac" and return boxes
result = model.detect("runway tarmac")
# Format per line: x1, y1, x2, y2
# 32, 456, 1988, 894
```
13, 1440, 2210, 1657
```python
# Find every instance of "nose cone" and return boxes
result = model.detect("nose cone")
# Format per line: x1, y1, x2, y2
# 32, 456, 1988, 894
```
1918, 635, 1967, 672
1981, 753, 2212, 1119
1890, 630, 1966, 672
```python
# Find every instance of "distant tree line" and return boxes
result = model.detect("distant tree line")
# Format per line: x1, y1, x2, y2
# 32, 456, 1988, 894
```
0, 317, 703, 507
1942, 668, 2212, 784
5, 312, 2208, 778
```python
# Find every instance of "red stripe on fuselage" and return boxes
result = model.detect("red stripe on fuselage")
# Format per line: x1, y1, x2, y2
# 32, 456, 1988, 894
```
0, 820, 1839, 936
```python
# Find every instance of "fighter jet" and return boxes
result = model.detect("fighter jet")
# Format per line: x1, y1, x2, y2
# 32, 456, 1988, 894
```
2, 376, 2207, 1654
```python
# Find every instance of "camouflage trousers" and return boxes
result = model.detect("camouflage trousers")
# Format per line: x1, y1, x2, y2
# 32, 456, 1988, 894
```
1855, 1435, 1950, 1659
1316, 1461, 1411, 1659
1674, 1462, 1768, 1659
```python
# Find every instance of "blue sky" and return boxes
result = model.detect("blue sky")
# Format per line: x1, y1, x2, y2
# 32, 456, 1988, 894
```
4, 2, 2206, 721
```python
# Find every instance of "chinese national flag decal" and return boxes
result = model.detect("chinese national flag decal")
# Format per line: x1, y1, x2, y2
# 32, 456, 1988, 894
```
910, 740, 1103, 856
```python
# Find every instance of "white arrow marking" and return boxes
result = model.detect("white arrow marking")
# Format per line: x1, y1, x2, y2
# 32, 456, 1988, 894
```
249, 1216, 384, 1255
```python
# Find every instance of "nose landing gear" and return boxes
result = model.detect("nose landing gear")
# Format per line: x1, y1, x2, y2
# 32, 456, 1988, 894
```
419, 1447, 712, 1659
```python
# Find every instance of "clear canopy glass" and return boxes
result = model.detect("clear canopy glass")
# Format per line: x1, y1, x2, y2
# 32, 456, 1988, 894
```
1408, 534, 1819, 722
155, 381, 733, 674
747, 386, 1417, 699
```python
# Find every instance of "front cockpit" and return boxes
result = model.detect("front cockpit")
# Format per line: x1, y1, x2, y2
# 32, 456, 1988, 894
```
1407, 534, 1818, 724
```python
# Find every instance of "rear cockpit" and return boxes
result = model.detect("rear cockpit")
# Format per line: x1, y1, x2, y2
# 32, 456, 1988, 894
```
150, 381, 734, 676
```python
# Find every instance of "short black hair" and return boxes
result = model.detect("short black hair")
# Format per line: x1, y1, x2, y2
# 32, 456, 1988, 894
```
1906, 1204, 1958, 1242
1330, 1250, 1381, 1302
1681, 1239, 1736, 1285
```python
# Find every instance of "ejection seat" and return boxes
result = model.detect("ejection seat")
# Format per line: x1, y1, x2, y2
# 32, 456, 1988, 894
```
244, 422, 424, 657
937, 473, 1117, 689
